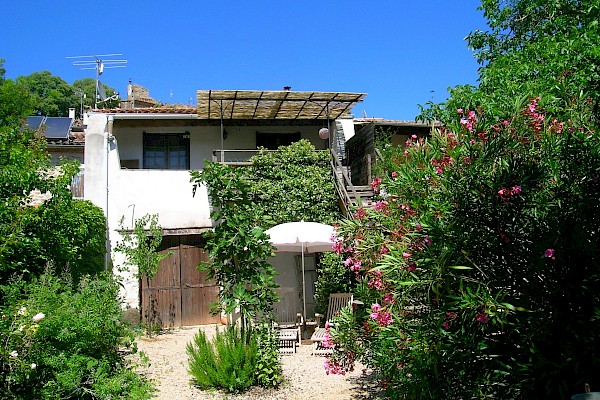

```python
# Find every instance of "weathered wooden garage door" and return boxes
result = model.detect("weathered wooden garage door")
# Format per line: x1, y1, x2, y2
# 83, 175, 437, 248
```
140, 235, 219, 327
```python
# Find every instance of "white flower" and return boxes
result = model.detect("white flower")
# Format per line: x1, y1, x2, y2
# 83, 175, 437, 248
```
17, 306, 26, 316
30, 363, 37, 370
41, 166, 62, 179
22, 189, 53, 208
9, 350, 18, 359
32, 313, 45, 322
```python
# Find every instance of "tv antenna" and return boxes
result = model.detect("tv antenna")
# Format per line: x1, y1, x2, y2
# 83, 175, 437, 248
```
67, 53, 127, 109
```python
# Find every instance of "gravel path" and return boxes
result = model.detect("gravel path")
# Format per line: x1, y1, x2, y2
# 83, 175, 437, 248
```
135, 325, 379, 400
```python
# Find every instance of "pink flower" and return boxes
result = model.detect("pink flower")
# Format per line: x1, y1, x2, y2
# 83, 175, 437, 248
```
368, 277, 383, 290
415, 223, 422, 231
402, 252, 412, 259
435, 166, 443, 174
380, 245, 390, 254
350, 260, 362, 272
321, 331, 334, 348
371, 303, 381, 312
457, 108, 463, 114
324, 357, 346, 375
370, 177, 383, 189
391, 171, 398, 178
353, 207, 366, 220
475, 312, 489, 324
512, 185, 522, 195
407, 263, 416, 272
544, 248, 556, 260
374, 200, 389, 213
344, 258, 353, 267
383, 293, 394, 304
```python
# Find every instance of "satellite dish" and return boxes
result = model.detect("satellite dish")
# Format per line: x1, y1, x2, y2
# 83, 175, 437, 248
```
97, 80, 107, 101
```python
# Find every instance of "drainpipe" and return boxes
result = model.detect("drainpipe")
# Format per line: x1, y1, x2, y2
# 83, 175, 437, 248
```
105, 115, 114, 271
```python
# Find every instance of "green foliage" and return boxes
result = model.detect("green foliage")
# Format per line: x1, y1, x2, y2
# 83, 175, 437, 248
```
253, 325, 282, 387
420, 1, 600, 123
16, 71, 77, 117
0, 122, 105, 289
0, 274, 154, 399
115, 214, 167, 281
187, 326, 258, 393
248, 140, 341, 225
115, 214, 170, 334
191, 163, 279, 333
333, 98, 600, 399
314, 252, 354, 316
0, 80, 34, 126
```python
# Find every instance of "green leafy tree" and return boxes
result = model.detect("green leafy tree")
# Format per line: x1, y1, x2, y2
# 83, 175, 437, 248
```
420, 0, 600, 123
0, 71, 105, 292
191, 163, 279, 334
73, 77, 120, 113
16, 71, 77, 117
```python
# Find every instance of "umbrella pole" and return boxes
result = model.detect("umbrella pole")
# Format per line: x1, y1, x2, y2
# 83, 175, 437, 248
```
302, 242, 307, 339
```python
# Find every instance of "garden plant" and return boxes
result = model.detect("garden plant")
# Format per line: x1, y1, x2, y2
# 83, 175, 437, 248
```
0, 61, 153, 399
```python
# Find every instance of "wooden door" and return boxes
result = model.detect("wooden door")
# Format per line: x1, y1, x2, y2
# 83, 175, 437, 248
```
180, 236, 220, 325
140, 235, 219, 327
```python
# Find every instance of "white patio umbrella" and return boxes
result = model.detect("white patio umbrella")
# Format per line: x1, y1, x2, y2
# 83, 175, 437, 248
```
265, 221, 336, 330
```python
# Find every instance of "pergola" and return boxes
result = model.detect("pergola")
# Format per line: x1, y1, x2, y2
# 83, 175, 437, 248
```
196, 89, 366, 121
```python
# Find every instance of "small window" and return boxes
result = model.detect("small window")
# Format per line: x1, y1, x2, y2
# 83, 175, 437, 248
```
256, 131, 301, 150
143, 133, 190, 170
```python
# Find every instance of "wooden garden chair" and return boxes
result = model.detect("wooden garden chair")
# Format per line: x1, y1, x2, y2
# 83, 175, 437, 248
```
272, 287, 302, 354
309, 293, 353, 355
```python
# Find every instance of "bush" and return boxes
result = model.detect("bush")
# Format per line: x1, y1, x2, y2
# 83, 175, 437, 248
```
187, 326, 258, 393
0, 273, 153, 399
333, 97, 600, 399
314, 252, 355, 316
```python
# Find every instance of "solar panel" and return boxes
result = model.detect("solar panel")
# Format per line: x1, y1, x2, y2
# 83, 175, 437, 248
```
25, 116, 45, 130
43, 117, 73, 140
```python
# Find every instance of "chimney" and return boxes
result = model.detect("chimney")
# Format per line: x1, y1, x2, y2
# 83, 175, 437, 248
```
283, 86, 291, 91
68, 108, 76, 119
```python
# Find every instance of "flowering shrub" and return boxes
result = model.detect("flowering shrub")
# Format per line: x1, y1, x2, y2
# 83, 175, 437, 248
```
0, 274, 153, 399
331, 97, 600, 398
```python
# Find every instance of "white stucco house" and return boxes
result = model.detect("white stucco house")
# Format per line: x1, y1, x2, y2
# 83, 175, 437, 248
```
82, 89, 367, 327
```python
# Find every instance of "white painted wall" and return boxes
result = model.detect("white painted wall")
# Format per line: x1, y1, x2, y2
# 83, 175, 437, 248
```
83, 111, 341, 309
84, 113, 215, 307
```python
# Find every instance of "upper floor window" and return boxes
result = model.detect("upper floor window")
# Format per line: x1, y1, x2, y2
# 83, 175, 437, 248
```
256, 131, 301, 150
143, 133, 190, 170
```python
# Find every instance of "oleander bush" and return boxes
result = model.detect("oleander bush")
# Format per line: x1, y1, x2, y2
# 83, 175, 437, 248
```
330, 97, 600, 399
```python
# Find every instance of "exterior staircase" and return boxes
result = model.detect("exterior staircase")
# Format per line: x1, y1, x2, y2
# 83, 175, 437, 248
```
330, 148, 376, 217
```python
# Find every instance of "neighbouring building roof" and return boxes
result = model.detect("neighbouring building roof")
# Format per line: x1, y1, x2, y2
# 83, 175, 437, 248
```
95, 106, 197, 114
196, 90, 366, 120
353, 118, 441, 127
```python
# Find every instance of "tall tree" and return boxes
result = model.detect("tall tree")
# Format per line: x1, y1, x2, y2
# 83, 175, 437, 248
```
16, 71, 77, 117
420, 0, 600, 122
73, 78, 120, 114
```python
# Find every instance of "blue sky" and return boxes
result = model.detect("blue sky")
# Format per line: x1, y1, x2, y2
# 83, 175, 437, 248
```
2, 1, 487, 120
